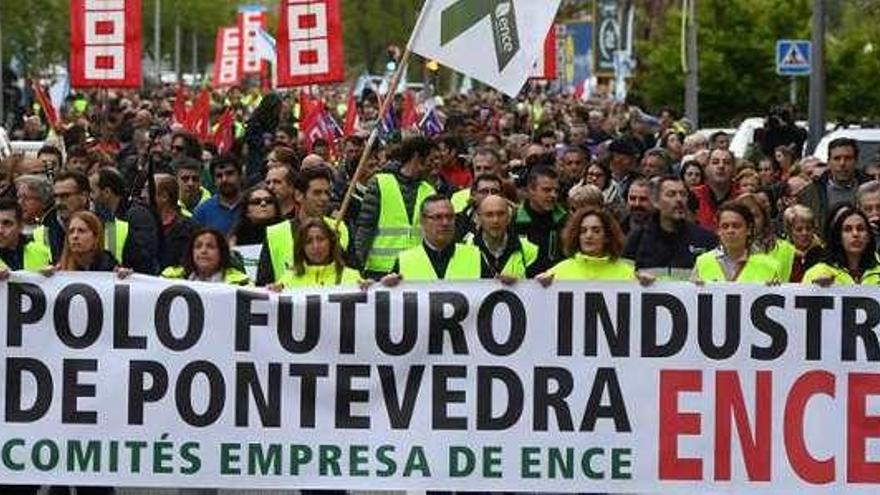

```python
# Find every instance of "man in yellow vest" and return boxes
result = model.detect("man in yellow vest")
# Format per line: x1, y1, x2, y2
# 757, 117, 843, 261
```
256, 165, 349, 285
355, 136, 439, 279
466, 194, 539, 280
34, 170, 117, 264
0, 198, 51, 276
382, 195, 483, 284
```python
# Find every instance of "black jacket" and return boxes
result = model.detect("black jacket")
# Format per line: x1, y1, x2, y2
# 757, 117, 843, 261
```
160, 214, 197, 270
623, 217, 718, 276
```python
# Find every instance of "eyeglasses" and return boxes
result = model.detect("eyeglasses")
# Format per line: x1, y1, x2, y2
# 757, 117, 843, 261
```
248, 197, 273, 206
171, 145, 186, 152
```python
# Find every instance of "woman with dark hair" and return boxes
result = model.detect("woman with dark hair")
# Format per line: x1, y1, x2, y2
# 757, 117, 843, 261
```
230, 186, 281, 246
692, 201, 781, 283
679, 160, 704, 189
272, 218, 361, 288
803, 205, 880, 285
161, 228, 250, 285
536, 207, 636, 285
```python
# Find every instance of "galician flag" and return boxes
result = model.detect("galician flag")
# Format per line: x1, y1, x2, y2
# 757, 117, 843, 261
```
409, 0, 561, 97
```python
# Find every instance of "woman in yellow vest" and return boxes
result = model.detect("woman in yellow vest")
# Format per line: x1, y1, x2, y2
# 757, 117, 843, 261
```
536, 207, 636, 285
803, 205, 880, 285
272, 218, 361, 289
779, 204, 824, 282
692, 201, 781, 283
38, 211, 132, 280
738, 192, 795, 281
161, 228, 250, 285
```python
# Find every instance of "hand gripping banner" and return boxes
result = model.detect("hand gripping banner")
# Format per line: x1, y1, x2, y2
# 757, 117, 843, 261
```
70, 0, 142, 88
276, 0, 345, 87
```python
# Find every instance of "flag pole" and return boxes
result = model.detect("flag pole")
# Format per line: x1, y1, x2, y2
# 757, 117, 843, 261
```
334, 1, 431, 228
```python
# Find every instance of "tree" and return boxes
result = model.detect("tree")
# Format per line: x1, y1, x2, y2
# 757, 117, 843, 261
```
825, 1, 880, 121
630, 0, 812, 126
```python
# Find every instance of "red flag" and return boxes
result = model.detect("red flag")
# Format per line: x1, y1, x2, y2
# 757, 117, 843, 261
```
69, 0, 142, 88
342, 84, 359, 136
277, 0, 345, 87
31, 81, 59, 130
172, 85, 188, 126
212, 26, 241, 88
400, 90, 419, 129
212, 108, 236, 154
185, 89, 212, 140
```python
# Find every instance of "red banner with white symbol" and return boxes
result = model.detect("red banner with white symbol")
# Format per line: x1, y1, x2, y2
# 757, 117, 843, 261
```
70, 0, 141, 88
277, 0, 345, 87
237, 6, 268, 76
212, 26, 242, 88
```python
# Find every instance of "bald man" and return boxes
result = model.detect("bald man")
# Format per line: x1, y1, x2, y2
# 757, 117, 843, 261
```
301, 153, 328, 170
466, 194, 541, 280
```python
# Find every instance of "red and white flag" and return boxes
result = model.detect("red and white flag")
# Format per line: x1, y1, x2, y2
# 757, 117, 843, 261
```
237, 6, 268, 77
529, 26, 558, 80
212, 26, 241, 88
31, 81, 60, 130
277, 0, 345, 87
70, 0, 142, 88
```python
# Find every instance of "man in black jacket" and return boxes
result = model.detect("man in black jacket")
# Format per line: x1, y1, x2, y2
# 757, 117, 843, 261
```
624, 176, 717, 280
90, 167, 160, 274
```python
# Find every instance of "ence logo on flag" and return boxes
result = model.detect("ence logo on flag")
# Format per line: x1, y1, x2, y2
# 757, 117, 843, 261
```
70, 0, 141, 88
410, 0, 559, 97
441, 0, 520, 72
277, 0, 345, 87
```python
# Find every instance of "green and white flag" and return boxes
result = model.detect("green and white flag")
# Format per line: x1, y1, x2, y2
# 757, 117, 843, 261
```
410, 0, 561, 97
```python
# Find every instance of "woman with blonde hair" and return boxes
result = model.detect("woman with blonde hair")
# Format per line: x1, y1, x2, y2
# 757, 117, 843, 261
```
778, 204, 824, 282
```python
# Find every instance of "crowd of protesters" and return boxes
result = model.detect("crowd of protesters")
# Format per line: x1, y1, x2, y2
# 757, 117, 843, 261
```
0, 83, 875, 298
0, 81, 877, 494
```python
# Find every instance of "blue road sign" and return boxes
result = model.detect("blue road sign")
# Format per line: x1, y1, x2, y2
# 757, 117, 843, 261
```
777, 39, 811, 76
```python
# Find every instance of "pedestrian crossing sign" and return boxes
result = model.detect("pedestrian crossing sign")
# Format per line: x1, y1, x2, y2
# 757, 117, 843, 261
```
776, 39, 811, 76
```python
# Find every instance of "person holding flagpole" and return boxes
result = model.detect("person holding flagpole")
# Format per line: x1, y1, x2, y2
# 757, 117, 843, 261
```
354, 136, 440, 280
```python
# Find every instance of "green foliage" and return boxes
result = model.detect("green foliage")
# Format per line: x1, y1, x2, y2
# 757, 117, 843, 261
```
825, 2, 880, 122
341, 0, 423, 74
1, 0, 70, 75
631, 0, 812, 126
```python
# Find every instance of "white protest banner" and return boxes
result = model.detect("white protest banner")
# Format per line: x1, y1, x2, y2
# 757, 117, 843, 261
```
410, 0, 562, 97
1, 273, 880, 493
